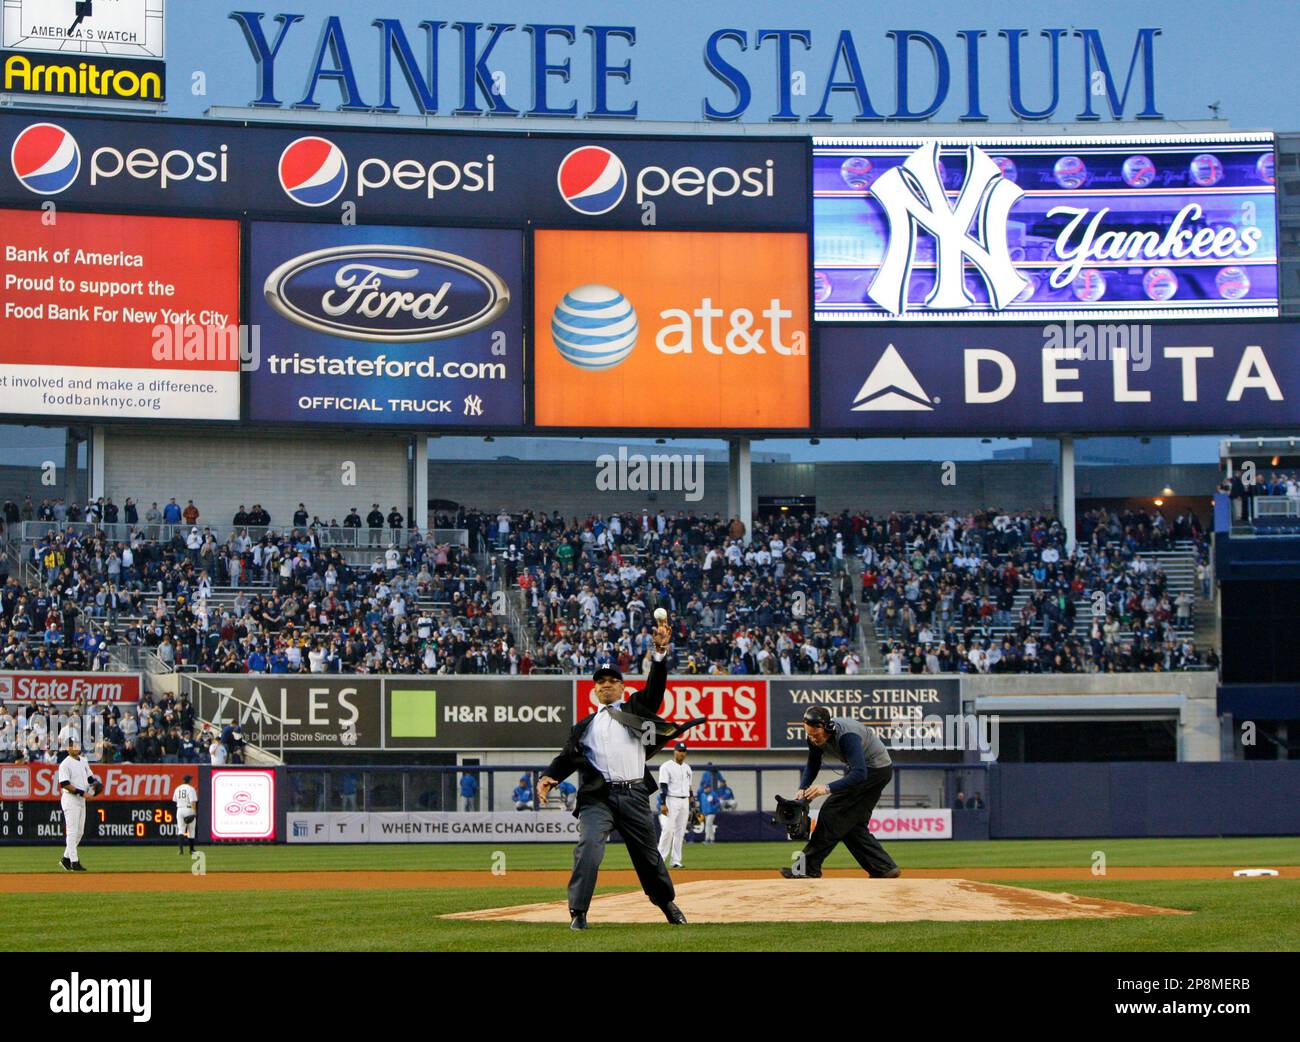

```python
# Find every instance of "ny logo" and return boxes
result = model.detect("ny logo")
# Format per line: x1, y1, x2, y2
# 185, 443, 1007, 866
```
867, 142, 1028, 315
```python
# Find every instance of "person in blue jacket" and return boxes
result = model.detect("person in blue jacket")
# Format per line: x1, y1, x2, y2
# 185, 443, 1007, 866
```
698, 782, 721, 843
459, 770, 479, 811
512, 774, 534, 810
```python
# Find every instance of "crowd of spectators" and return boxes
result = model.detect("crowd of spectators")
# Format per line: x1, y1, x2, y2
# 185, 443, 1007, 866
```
2, 492, 1215, 677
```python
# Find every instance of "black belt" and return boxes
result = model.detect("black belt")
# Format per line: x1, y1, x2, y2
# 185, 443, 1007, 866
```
666, 794, 690, 799
607, 780, 642, 790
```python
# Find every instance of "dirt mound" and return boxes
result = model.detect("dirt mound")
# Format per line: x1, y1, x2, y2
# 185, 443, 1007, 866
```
444, 877, 1191, 924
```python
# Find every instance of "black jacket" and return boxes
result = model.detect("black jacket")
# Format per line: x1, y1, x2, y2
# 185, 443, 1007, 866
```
543, 655, 702, 816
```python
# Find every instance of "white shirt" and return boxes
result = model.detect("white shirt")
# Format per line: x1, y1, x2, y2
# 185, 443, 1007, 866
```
658, 759, 693, 798
57, 755, 97, 797
582, 653, 664, 782
173, 784, 198, 814
209, 741, 228, 765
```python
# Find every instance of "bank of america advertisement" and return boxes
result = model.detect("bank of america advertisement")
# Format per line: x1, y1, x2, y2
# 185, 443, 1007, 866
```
0, 208, 240, 421
247, 222, 524, 427
814, 135, 1277, 322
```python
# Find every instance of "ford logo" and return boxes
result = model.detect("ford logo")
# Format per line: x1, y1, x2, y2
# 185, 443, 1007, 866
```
263, 244, 511, 342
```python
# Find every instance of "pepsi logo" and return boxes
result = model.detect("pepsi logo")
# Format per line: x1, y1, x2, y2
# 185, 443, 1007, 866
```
279, 136, 348, 207
11, 123, 80, 195
264, 244, 511, 342
557, 146, 627, 215
552, 286, 638, 369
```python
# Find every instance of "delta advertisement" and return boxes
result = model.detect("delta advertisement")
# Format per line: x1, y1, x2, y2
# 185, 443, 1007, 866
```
818, 321, 1300, 435
247, 222, 525, 427
533, 229, 809, 430
0, 671, 141, 704
767, 678, 962, 750
0, 207, 240, 421
814, 135, 1278, 322
0, 112, 806, 230
576, 677, 768, 749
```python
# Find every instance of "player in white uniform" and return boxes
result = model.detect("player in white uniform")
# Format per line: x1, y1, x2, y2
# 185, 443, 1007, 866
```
657, 742, 693, 869
173, 774, 199, 855
57, 738, 100, 871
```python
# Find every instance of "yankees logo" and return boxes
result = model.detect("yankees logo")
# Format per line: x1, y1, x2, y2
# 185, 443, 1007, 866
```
867, 142, 1029, 315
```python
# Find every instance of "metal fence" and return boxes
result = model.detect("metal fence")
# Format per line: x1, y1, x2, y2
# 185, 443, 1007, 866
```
284, 763, 991, 815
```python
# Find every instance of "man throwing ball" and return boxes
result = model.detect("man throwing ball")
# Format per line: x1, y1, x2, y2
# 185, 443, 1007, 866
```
538, 609, 697, 930
781, 706, 901, 880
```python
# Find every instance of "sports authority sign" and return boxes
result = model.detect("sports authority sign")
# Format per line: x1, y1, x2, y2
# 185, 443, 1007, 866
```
0, 763, 189, 801
814, 135, 1277, 322
576, 677, 768, 748
768, 678, 961, 750
0, 671, 140, 704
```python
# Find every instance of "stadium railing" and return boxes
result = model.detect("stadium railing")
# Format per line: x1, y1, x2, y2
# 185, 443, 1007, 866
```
17, 521, 470, 548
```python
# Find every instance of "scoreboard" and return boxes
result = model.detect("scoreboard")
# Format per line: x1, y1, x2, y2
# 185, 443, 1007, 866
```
0, 763, 192, 845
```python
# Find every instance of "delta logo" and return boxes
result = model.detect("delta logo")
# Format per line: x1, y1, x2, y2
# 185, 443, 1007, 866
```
278, 136, 347, 206
10, 122, 80, 195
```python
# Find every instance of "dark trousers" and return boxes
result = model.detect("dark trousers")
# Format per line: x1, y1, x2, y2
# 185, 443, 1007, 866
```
801, 766, 898, 877
567, 789, 674, 914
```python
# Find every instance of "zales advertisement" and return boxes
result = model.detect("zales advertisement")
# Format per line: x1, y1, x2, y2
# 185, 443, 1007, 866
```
247, 222, 524, 427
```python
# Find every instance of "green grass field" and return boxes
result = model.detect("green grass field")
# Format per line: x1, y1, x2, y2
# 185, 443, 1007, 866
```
1, 838, 1296, 952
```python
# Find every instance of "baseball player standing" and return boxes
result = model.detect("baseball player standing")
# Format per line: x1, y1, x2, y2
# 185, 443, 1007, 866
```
657, 742, 693, 869
57, 738, 100, 871
173, 774, 199, 856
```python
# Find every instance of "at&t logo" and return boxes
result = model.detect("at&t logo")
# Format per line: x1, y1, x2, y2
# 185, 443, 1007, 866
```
11, 122, 80, 195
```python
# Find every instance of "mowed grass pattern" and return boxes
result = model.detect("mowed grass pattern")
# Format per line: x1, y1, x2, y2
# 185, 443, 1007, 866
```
1, 838, 1295, 952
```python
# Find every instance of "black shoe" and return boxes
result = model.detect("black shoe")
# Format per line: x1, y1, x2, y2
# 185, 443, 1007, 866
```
569, 911, 588, 931
59, 857, 72, 872
660, 901, 687, 925
780, 867, 822, 879
879, 867, 902, 879
70, 862, 87, 872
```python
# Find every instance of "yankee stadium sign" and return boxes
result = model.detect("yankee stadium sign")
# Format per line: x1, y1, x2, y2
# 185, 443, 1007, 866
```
814, 135, 1278, 322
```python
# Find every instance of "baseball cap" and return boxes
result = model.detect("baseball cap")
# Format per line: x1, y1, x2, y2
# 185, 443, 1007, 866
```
674, 742, 688, 751
592, 666, 623, 683
802, 706, 833, 729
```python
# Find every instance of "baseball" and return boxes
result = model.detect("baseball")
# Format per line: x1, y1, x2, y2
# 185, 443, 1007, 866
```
654, 608, 668, 622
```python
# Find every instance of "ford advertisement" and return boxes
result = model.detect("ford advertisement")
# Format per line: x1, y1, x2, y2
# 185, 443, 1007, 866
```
814, 135, 1278, 322
247, 222, 524, 427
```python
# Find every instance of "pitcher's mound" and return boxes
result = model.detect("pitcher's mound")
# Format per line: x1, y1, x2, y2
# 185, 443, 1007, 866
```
444, 877, 1189, 924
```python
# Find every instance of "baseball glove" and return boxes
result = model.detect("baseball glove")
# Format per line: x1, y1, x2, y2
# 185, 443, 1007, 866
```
87, 778, 103, 797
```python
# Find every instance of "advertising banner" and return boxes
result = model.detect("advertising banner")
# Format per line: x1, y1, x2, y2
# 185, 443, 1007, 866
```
196, 677, 383, 750
814, 135, 1277, 322
576, 677, 768, 749
768, 678, 961, 749
533, 230, 809, 430
247, 222, 524, 427
287, 811, 581, 843
210, 768, 276, 840
817, 321, 1300, 435
0, 207, 240, 420
0, 763, 190, 801
0, 113, 806, 229
383, 679, 573, 749
0, 672, 141, 704
811, 806, 953, 840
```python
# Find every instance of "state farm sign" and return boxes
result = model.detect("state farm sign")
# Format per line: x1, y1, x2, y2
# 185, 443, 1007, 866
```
1, 764, 190, 801
578, 677, 768, 748
0, 672, 141, 704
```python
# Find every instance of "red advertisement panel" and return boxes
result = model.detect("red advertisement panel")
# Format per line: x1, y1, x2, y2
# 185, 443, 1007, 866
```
0, 208, 240, 419
0, 763, 192, 801
576, 677, 768, 749
0, 672, 141, 704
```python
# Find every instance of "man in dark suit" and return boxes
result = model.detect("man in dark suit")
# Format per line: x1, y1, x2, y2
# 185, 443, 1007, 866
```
538, 613, 699, 930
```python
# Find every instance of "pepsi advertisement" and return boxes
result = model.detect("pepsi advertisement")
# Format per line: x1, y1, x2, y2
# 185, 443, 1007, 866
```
814, 135, 1278, 323
0, 112, 806, 229
247, 222, 524, 427
817, 321, 1300, 436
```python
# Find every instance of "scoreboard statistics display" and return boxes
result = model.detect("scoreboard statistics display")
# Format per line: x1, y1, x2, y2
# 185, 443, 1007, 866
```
0, 763, 191, 845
